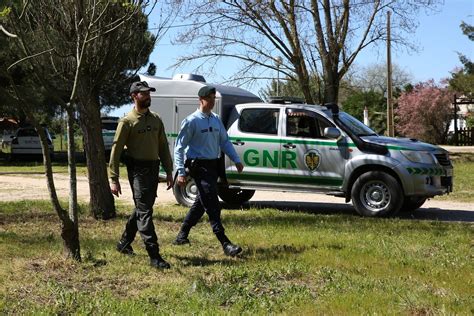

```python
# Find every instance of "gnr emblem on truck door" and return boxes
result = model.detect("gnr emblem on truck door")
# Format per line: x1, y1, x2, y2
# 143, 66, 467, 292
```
304, 149, 321, 172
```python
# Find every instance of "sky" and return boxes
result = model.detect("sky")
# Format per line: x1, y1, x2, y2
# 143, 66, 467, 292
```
110, 0, 473, 117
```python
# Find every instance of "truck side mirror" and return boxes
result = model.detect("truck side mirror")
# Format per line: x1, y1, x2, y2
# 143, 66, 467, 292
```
324, 127, 341, 139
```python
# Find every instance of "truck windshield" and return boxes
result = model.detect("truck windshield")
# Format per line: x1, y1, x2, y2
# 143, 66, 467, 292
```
338, 112, 377, 137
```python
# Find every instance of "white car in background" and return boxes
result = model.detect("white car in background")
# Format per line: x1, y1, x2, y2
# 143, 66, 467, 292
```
3, 127, 54, 160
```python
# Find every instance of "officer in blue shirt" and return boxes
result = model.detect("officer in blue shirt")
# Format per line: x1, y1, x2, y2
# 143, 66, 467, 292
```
173, 85, 244, 257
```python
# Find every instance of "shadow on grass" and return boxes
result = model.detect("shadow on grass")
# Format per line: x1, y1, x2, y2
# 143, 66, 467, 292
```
239, 200, 355, 215
223, 200, 474, 224
1, 230, 57, 246
239, 243, 319, 261
114, 212, 183, 224
172, 243, 319, 265
172, 254, 236, 267
398, 207, 474, 223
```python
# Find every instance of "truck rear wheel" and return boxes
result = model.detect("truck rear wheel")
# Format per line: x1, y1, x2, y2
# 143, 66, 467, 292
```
400, 197, 427, 212
173, 179, 198, 207
218, 187, 255, 205
351, 171, 403, 217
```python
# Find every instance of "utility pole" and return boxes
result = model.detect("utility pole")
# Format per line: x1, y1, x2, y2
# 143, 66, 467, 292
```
386, 11, 394, 137
275, 56, 282, 97
364, 106, 370, 127
453, 94, 458, 146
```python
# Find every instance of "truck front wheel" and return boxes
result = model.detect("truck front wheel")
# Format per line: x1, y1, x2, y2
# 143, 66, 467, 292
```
173, 179, 198, 207
351, 171, 403, 217
218, 186, 255, 206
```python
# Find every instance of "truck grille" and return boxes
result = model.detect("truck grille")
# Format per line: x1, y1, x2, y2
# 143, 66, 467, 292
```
434, 153, 451, 166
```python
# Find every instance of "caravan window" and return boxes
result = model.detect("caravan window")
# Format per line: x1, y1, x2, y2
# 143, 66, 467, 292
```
101, 117, 119, 131
101, 122, 118, 131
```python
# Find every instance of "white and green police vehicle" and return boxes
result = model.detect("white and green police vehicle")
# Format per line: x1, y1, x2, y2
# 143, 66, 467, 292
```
143, 74, 453, 217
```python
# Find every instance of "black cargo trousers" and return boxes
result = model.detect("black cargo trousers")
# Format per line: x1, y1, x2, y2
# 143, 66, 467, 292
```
182, 159, 226, 236
120, 160, 161, 254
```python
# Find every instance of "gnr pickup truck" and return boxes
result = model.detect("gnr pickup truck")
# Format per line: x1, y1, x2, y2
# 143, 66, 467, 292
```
143, 74, 453, 217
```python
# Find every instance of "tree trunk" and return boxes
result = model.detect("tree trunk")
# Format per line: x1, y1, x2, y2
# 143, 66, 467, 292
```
61, 217, 81, 261
323, 66, 340, 104
28, 114, 81, 261
295, 61, 315, 104
65, 107, 81, 260
77, 92, 116, 220
67, 107, 78, 220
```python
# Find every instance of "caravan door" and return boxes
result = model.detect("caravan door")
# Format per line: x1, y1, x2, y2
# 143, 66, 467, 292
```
175, 99, 199, 132
173, 97, 221, 145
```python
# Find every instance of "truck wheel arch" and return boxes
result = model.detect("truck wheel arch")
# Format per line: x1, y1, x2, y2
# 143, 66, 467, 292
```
351, 170, 404, 217
344, 165, 403, 202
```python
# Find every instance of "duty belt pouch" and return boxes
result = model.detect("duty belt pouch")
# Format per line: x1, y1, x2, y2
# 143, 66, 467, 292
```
184, 158, 197, 178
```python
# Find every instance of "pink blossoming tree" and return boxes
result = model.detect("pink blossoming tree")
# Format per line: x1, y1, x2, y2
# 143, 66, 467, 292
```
396, 80, 454, 144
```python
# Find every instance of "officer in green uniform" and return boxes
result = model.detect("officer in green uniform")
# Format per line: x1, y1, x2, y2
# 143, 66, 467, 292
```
109, 81, 173, 269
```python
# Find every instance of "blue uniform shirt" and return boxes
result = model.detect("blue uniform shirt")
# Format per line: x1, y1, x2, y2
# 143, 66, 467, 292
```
174, 110, 241, 176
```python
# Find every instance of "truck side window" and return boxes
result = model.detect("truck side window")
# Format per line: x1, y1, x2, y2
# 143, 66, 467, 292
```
317, 117, 334, 138
239, 108, 279, 135
286, 109, 334, 139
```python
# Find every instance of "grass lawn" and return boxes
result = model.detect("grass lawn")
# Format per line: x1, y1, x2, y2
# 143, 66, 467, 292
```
53, 136, 84, 152
0, 161, 127, 178
0, 200, 472, 314
0, 160, 89, 176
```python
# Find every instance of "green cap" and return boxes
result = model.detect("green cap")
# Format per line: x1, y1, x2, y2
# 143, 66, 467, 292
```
198, 85, 216, 97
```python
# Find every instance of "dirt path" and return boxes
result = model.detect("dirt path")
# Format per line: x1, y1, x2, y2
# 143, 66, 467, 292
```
0, 173, 472, 213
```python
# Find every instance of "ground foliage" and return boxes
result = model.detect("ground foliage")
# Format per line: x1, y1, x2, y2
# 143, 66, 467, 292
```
0, 197, 472, 314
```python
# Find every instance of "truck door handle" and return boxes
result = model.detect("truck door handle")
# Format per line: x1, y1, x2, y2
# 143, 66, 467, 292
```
283, 143, 296, 149
232, 140, 245, 146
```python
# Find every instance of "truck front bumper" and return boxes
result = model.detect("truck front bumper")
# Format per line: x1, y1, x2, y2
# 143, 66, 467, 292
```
397, 164, 453, 197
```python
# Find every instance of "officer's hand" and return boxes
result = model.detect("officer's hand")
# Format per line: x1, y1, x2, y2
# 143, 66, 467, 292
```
177, 175, 187, 187
111, 181, 121, 197
166, 173, 173, 190
236, 162, 244, 173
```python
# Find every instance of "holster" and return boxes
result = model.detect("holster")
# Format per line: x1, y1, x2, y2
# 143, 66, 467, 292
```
184, 158, 197, 178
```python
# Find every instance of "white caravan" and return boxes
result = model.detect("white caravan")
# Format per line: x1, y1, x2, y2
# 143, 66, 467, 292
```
139, 74, 262, 203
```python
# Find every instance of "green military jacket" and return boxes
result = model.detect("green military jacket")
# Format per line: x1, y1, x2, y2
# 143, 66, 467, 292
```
109, 108, 173, 183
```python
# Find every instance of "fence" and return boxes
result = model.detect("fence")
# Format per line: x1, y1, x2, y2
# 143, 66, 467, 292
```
456, 127, 474, 146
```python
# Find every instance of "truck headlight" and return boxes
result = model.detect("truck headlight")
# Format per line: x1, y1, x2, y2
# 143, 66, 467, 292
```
400, 150, 435, 164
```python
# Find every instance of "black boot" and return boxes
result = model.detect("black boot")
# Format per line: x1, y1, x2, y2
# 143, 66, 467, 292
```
223, 242, 242, 257
173, 225, 191, 245
150, 254, 171, 269
216, 232, 242, 257
147, 247, 171, 269
116, 239, 135, 255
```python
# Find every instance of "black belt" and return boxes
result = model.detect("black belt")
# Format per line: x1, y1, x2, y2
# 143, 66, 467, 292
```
193, 158, 219, 168
184, 158, 219, 172
130, 158, 160, 168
